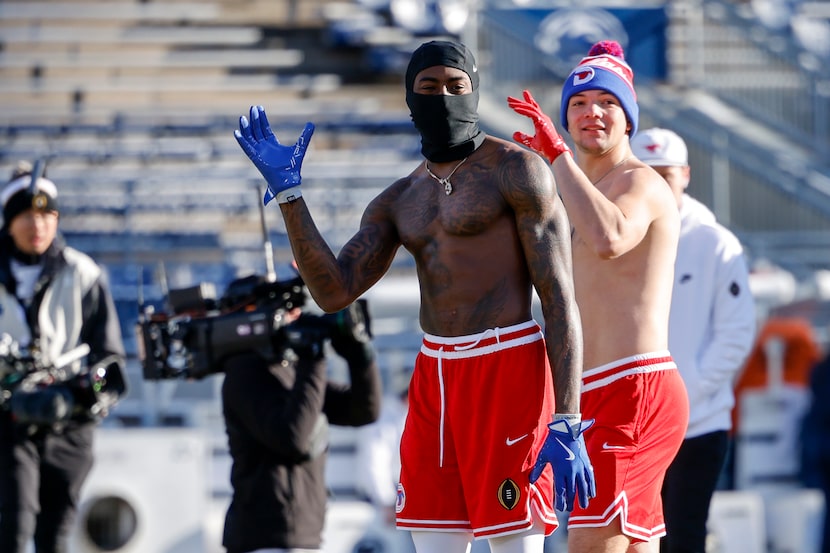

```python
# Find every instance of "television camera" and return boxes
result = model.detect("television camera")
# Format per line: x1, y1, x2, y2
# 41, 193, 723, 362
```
0, 334, 127, 429
136, 272, 372, 381
137, 183, 372, 381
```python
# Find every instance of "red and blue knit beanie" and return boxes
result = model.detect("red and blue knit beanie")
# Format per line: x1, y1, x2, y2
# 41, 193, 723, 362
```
560, 40, 639, 137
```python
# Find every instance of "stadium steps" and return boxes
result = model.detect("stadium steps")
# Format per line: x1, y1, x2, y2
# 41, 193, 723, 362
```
0, 0, 419, 322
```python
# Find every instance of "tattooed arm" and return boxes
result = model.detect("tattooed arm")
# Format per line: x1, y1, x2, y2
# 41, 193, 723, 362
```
503, 148, 583, 414
279, 182, 404, 313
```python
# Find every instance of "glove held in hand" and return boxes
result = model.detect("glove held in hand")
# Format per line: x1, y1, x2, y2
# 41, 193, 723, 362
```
530, 417, 596, 512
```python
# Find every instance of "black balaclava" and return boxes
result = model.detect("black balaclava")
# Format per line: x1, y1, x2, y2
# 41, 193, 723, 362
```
405, 40, 485, 163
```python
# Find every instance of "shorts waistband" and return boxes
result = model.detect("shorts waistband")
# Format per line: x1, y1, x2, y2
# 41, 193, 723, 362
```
420, 320, 542, 359
582, 350, 676, 392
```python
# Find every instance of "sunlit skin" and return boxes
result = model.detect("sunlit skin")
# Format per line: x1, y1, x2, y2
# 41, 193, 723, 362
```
550, 88, 677, 377
566, 89, 632, 162
8, 209, 58, 256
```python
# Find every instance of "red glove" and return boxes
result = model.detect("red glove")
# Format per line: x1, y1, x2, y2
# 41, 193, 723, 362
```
507, 89, 572, 163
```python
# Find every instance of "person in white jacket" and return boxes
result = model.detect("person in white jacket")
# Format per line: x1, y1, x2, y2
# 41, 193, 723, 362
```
631, 128, 757, 553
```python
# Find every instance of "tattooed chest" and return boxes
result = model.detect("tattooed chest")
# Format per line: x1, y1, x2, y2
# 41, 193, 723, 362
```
394, 171, 505, 247
397, 194, 505, 248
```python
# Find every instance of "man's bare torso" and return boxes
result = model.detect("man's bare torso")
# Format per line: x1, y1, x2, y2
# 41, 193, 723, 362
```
571, 166, 679, 370
386, 137, 535, 336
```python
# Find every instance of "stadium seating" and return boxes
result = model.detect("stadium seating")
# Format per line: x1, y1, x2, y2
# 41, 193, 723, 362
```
2, 3, 828, 551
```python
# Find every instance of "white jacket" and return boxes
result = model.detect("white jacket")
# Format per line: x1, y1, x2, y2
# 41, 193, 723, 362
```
669, 195, 757, 438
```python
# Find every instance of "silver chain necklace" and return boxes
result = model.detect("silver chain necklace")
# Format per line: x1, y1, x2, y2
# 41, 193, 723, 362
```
425, 157, 468, 195
592, 156, 632, 185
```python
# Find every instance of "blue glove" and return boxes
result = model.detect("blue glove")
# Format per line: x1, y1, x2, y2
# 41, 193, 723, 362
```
530, 416, 596, 512
234, 105, 315, 205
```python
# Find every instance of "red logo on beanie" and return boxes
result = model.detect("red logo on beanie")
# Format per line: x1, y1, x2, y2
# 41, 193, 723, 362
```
573, 67, 595, 86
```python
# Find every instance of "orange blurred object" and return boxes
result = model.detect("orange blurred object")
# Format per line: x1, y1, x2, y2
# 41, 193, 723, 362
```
732, 317, 821, 433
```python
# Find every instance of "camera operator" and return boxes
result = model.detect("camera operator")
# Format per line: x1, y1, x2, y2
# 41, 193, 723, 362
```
0, 161, 127, 553
220, 281, 382, 553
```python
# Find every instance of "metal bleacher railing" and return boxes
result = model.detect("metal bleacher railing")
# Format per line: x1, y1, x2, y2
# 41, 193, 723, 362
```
665, 0, 830, 279
683, 0, 830, 160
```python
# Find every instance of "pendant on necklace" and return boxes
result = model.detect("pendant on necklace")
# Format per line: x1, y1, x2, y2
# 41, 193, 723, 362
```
441, 179, 452, 195
425, 157, 468, 196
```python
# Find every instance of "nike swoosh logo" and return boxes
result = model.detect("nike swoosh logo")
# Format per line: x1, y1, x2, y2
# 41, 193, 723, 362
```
602, 442, 627, 450
506, 434, 529, 446
555, 437, 575, 460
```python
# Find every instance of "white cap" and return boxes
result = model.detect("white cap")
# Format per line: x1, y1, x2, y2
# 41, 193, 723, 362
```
630, 127, 688, 167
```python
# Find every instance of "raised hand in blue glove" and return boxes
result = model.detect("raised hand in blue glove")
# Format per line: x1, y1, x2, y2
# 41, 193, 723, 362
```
234, 105, 315, 205
530, 415, 596, 512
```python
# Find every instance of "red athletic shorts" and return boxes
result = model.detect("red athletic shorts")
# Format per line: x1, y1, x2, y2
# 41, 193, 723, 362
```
567, 351, 689, 541
395, 320, 559, 539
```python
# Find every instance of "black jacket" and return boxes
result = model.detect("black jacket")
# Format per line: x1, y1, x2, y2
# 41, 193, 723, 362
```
221, 335, 381, 552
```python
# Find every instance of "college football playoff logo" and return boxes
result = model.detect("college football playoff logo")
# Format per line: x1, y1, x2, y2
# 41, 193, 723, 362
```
498, 478, 520, 510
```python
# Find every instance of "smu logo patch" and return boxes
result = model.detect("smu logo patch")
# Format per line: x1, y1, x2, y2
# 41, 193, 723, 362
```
572, 66, 596, 86
395, 483, 406, 513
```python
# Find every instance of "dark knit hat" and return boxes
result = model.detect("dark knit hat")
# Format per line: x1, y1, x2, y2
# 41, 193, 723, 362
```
405, 40, 479, 91
560, 40, 639, 137
1, 173, 59, 226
